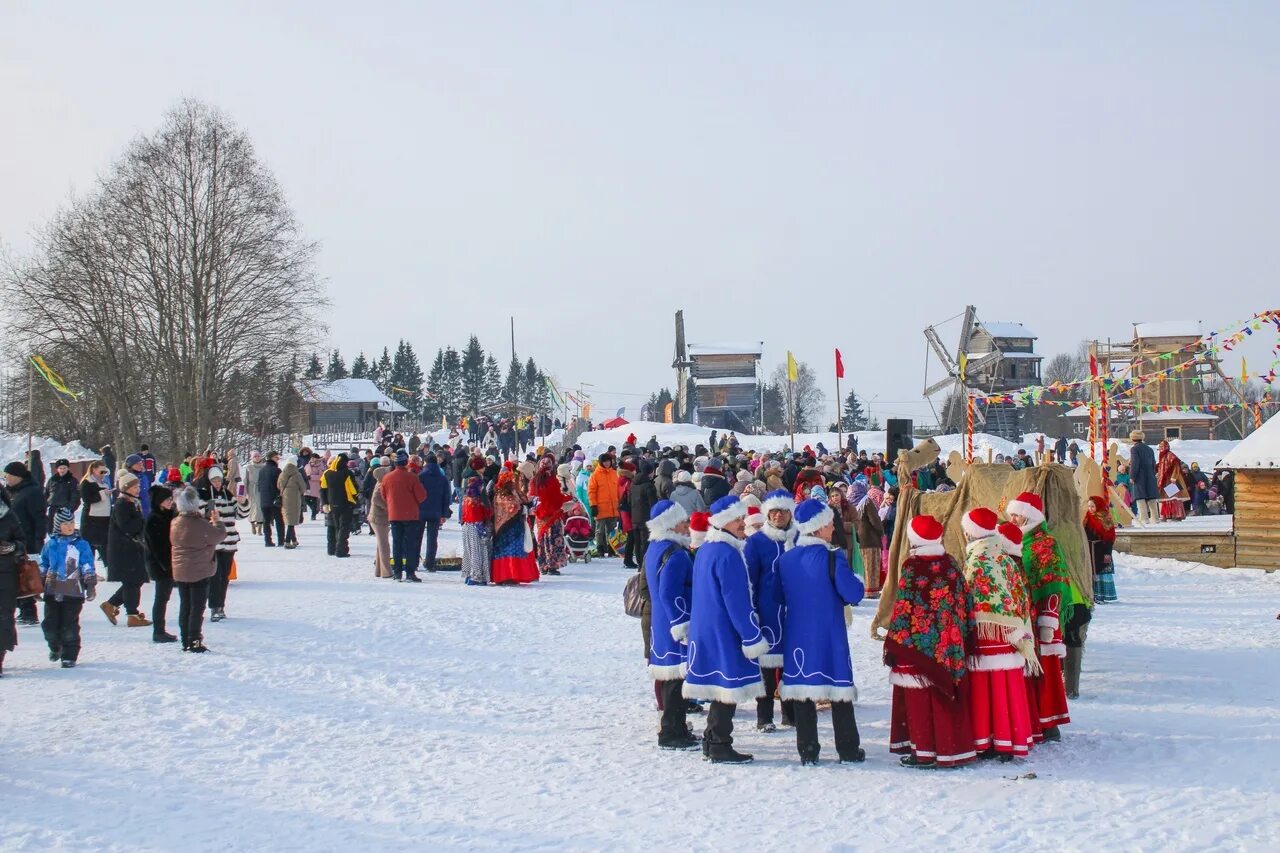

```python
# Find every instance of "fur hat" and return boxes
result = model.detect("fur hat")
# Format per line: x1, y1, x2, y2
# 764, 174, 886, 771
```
53, 458, 71, 469
961, 507, 999, 540
1129, 430, 1145, 442
647, 499, 689, 534
116, 471, 140, 492
907, 514, 945, 549
174, 485, 203, 514
708, 495, 747, 529
1006, 491, 1045, 528
760, 488, 796, 516
997, 521, 1023, 556
736, 469, 752, 483
689, 511, 710, 548
149, 483, 172, 507
3, 461, 29, 479
793, 498, 835, 536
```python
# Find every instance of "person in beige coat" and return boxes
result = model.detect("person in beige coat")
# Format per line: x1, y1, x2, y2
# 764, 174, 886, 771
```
368, 462, 392, 578
277, 460, 308, 549
170, 486, 226, 653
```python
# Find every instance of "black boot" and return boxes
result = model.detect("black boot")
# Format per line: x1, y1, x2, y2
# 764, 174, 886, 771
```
707, 745, 754, 764
153, 631, 178, 643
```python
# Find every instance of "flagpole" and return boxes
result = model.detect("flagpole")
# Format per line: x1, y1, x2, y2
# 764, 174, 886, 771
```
27, 356, 34, 455
835, 369, 843, 454
786, 375, 795, 452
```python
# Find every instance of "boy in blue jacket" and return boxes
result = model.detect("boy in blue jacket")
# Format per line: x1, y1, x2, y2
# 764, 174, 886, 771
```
39, 507, 98, 668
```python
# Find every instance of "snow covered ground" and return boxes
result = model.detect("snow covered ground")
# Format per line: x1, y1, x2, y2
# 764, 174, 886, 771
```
4, 522, 1279, 851
0, 430, 101, 464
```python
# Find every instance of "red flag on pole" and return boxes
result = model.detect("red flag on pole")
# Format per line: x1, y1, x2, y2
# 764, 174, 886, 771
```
835, 348, 845, 379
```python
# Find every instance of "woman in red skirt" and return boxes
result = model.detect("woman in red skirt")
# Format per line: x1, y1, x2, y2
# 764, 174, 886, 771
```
885, 515, 978, 769
961, 507, 1039, 762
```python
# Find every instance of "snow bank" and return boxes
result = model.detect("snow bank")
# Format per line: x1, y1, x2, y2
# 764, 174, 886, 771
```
0, 431, 100, 465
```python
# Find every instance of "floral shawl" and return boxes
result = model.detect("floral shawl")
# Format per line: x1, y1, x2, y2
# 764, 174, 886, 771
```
963, 536, 1034, 636
884, 552, 975, 701
460, 473, 492, 524
492, 471, 526, 537
1021, 523, 1077, 628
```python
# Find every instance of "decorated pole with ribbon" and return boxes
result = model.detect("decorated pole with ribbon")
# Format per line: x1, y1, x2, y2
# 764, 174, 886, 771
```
966, 393, 975, 463
834, 348, 845, 453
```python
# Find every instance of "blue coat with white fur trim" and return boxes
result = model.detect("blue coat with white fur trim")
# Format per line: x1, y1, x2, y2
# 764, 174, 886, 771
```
682, 528, 769, 703
744, 524, 792, 668
777, 536, 866, 702
645, 535, 693, 680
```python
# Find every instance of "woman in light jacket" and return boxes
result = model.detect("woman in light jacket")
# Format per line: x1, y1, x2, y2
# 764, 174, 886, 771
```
277, 459, 308, 549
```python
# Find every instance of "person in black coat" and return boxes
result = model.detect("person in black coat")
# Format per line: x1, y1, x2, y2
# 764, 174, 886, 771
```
100, 445, 117, 487
629, 461, 659, 569
103, 471, 150, 626
1127, 430, 1160, 525
143, 485, 178, 642
256, 452, 284, 546
0, 489, 27, 675
323, 453, 358, 557
44, 458, 81, 533
79, 463, 113, 564
4, 461, 45, 625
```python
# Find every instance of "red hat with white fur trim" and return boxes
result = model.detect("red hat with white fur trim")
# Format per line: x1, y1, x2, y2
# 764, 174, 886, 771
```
907, 514, 945, 549
689, 511, 710, 548
1006, 491, 1045, 528
997, 521, 1023, 556
961, 507, 999, 540
744, 504, 764, 532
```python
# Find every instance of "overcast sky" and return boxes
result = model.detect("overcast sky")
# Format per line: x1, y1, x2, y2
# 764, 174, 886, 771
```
3, 2, 1277, 425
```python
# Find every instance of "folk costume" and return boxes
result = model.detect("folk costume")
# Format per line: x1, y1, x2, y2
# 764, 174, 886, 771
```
1008, 492, 1075, 736
684, 495, 770, 764
777, 499, 866, 764
961, 508, 1039, 759
490, 470, 538, 585
1084, 496, 1118, 603
743, 488, 795, 731
885, 515, 977, 768
644, 500, 697, 750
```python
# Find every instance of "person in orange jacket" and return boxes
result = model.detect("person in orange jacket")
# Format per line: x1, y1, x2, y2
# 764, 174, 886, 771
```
381, 450, 426, 581
587, 454, 621, 557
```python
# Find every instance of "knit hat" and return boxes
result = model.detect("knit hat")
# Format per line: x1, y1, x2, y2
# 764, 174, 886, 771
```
207, 466, 225, 481
793, 498, 835, 536
116, 471, 140, 492
54, 506, 75, 526
1006, 491, 1045, 528
395, 450, 409, 466
997, 521, 1023, 557
708, 494, 747, 529
3, 461, 29, 478
689, 511, 710, 548
674, 470, 693, 484
907, 514, 945, 549
125, 453, 144, 469
961, 506, 999, 540
760, 488, 796, 516
647, 499, 689, 534
736, 469, 752, 483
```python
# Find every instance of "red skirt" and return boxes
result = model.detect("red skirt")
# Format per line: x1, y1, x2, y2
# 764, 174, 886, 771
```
967, 667, 1034, 757
1159, 498, 1186, 520
889, 673, 977, 767
1025, 674, 1043, 743
1032, 654, 1071, 728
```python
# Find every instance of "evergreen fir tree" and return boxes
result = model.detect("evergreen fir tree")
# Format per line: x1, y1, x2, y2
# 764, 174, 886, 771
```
502, 356, 523, 416
483, 354, 503, 408
276, 355, 300, 433
460, 335, 486, 417
390, 340, 425, 417
645, 388, 674, 421
521, 358, 541, 409
350, 352, 369, 379
325, 350, 348, 380
371, 347, 393, 392
441, 347, 463, 421
303, 352, 323, 380
761, 382, 786, 433
842, 389, 868, 430
423, 349, 446, 424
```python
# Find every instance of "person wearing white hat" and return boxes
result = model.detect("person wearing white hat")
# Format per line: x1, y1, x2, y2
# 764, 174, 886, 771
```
644, 499, 698, 751
776, 498, 866, 765
744, 488, 796, 733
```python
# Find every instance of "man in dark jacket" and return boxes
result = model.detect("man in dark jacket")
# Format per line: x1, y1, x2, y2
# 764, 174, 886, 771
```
44, 458, 81, 533
656, 458, 676, 500
257, 452, 285, 546
1128, 430, 1160, 526
4, 461, 46, 624
323, 453, 358, 557
629, 461, 659, 569
700, 462, 732, 506
418, 456, 452, 572
1054, 435, 1069, 464
100, 445, 117, 486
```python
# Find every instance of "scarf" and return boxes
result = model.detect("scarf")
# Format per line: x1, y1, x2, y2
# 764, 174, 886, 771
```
885, 552, 975, 702
848, 479, 869, 511
962, 536, 1034, 637
1020, 523, 1077, 628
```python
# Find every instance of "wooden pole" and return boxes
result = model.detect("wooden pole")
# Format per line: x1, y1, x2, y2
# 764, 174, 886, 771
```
835, 372, 843, 455
27, 357, 34, 454
965, 393, 974, 462
786, 376, 795, 452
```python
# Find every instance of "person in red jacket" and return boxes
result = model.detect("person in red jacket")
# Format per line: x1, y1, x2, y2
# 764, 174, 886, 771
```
529, 456, 570, 576
381, 451, 426, 582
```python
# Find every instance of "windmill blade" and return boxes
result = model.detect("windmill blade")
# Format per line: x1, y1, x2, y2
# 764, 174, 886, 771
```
924, 327, 959, 373
956, 305, 977, 357
925, 375, 960, 397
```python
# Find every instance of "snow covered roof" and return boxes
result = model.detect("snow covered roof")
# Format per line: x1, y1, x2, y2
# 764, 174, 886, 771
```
695, 376, 758, 387
1134, 321, 1202, 340
1221, 413, 1280, 469
293, 379, 409, 413
687, 343, 763, 357
967, 350, 1040, 360
978, 322, 1035, 339
1064, 406, 1215, 422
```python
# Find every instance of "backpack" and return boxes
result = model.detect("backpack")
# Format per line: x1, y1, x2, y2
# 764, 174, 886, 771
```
624, 547, 673, 618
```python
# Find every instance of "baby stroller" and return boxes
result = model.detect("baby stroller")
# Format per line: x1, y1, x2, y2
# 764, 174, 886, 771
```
563, 499, 593, 563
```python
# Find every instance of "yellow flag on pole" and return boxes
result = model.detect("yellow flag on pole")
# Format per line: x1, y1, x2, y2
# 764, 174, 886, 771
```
958, 352, 968, 382
786, 351, 798, 382
1241, 357, 1249, 384
663, 401, 673, 423
30, 355, 81, 399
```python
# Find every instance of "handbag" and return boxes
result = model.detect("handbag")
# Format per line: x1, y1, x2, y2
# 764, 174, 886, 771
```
17, 556, 43, 599
623, 572, 646, 618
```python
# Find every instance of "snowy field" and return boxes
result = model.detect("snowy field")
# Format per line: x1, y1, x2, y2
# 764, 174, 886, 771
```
3, 522, 1279, 851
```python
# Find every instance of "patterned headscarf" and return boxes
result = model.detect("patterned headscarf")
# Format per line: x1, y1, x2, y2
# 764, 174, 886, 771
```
885, 551, 975, 700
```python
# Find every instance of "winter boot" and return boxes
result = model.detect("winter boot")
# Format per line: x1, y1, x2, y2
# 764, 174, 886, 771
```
838, 748, 867, 764
185, 640, 209, 653
1041, 726, 1062, 742
1064, 646, 1083, 700
658, 734, 701, 751
210, 608, 226, 622
153, 631, 178, 643
0, 650, 4, 676
49, 648, 61, 661
706, 746, 754, 764
899, 754, 935, 768
126, 613, 151, 628
100, 601, 120, 625
61, 659, 76, 669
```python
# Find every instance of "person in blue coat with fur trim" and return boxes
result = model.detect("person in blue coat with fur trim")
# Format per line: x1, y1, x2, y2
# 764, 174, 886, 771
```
743, 488, 796, 732
778, 499, 866, 765
684, 494, 770, 764
644, 499, 698, 750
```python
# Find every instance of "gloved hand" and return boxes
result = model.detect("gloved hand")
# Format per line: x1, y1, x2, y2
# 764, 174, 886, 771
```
1038, 625, 1055, 643
590, 506, 599, 517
